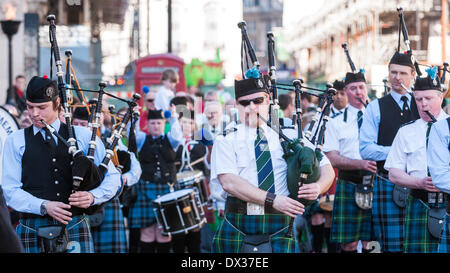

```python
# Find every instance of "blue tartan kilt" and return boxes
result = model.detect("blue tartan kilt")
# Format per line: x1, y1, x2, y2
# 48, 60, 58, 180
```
438, 213, 450, 253
212, 212, 298, 253
90, 197, 128, 253
16, 214, 94, 253
128, 179, 171, 229
330, 179, 373, 244
372, 175, 406, 252
404, 196, 444, 253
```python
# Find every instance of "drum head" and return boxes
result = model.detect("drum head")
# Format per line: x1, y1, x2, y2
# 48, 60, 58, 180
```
154, 189, 194, 203
0, 106, 19, 184
176, 170, 204, 183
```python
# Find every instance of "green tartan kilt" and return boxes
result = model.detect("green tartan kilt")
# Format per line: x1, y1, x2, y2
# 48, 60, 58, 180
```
330, 179, 373, 244
212, 212, 297, 253
404, 196, 445, 253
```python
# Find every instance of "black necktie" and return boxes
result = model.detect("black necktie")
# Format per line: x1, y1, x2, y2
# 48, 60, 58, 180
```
401, 96, 410, 116
43, 127, 57, 151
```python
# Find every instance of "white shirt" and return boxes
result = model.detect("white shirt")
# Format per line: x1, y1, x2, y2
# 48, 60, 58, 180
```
210, 123, 331, 197
323, 105, 365, 160
427, 117, 450, 193
154, 85, 175, 111
384, 110, 449, 179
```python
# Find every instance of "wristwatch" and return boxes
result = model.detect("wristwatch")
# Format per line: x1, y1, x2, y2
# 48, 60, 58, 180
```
40, 201, 48, 216
264, 192, 276, 210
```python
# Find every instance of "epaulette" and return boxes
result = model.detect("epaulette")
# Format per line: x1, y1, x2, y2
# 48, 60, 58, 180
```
400, 119, 417, 128
222, 127, 237, 136
280, 126, 295, 130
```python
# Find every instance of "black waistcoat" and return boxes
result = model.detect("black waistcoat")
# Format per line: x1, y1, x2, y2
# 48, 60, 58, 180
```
377, 93, 419, 170
21, 124, 73, 202
139, 135, 177, 183
175, 138, 208, 174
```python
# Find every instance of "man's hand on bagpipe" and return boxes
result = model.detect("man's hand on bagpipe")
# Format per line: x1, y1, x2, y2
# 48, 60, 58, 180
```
68, 191, 95, 209
272, 195, 305, 218
45, 201, 72, 225
297, 183, 322, 202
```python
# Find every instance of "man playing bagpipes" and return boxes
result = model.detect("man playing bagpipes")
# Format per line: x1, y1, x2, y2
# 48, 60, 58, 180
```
128, 108, 183, 253
323, 71, 377, 253
210, 72, 335, 253
385, 67, 449, 252
359, 51, 420, 252
359, 8, 422, 252
1, 76, 121, 253
427, 105, 450, 253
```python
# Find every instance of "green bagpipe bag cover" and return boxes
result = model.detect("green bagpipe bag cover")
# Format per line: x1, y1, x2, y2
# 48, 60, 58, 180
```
283, 139, 322, 207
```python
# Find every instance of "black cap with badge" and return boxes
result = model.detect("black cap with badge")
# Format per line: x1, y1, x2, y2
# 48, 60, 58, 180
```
344, 70, 366, 86
234, 67, 269, 99
413, 66, 443, 92
26, 76, 59, 103
389, 51, 415, 70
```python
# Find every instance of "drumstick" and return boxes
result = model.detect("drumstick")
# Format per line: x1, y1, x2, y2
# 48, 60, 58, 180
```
175, 156, 205, 167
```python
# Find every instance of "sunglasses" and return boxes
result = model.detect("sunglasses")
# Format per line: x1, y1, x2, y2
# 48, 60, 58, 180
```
237, 97, 265, 107
147, 99, 154, 103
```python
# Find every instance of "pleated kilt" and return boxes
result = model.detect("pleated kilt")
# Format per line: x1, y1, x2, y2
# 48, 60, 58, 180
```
330, 179, 372, 244
404, 196, 445, 253
437, 213, 450, 253
372, 175, 405, 252
90, 197, 128, 253
128, 179, 171, 229
212, 212, 297, 253
16, 214, 94, 253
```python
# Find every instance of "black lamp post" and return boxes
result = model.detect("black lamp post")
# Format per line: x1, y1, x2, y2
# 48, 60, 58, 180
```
1, 19, 21, 94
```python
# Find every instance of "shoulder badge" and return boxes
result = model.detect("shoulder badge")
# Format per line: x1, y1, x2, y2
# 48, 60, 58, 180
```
222, 127, 238, 136
400, 119, 416, 128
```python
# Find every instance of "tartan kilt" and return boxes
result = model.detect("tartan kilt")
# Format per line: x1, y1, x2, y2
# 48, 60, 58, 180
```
16, 214, 94, 253
404, 196, 443, 253
128, 179, 171, 229
372, 175, 406, 252
90, 197, 128, 253
330, 179, 373, 244
438, 213, 450, 253
212, 212, 297, 253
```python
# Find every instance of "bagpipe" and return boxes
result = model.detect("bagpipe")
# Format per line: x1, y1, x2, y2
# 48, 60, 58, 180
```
397, 6, 422, 77
237, 21, 332, 207
45, 15, 141, 196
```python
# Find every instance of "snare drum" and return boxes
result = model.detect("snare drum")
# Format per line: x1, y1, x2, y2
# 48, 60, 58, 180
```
176, 170, 209, 206
153, 189, 206, 236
